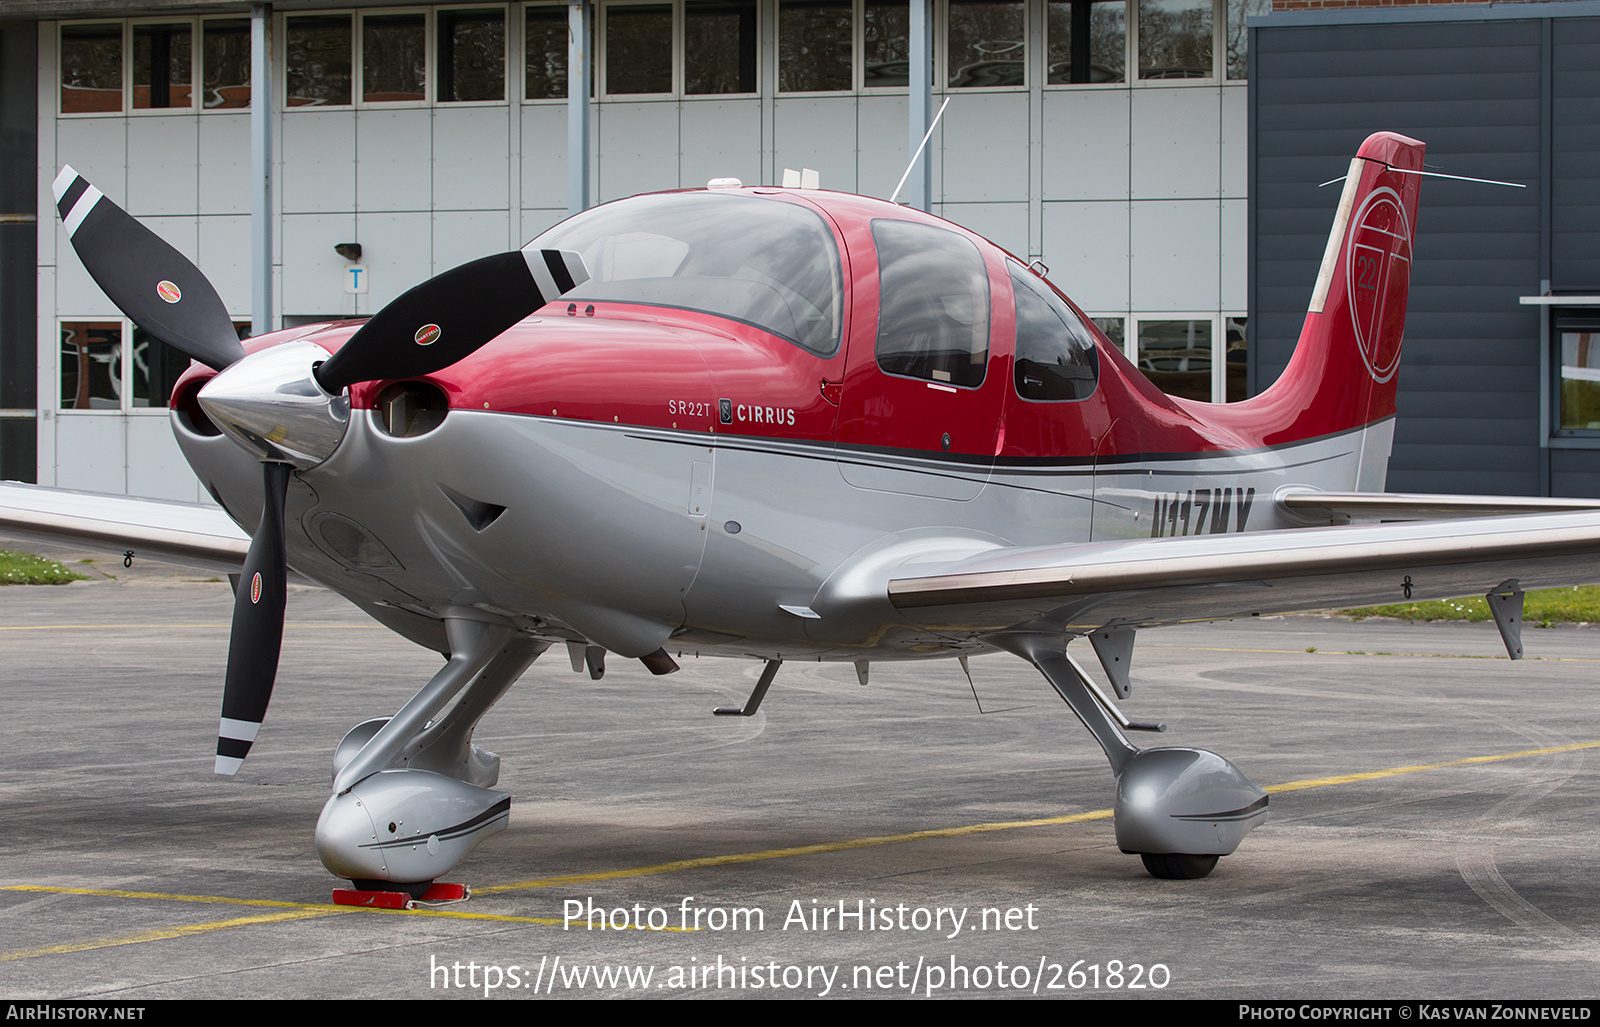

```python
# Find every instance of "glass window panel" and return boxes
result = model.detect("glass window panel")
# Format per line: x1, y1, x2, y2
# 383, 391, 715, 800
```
535, 193, 844, 356
1092, 316, 1124, 350
133, 23, 192, 109
1138, 319, 1211, 401
863, 0, 909, 87
1011, 264, 1099, 401
526, 5, 578, 99
606, 5, 672, 94
949, 0, 1024, 88
202, 19, 251, 108
1225, 0, 1265, 79
61, 24, 123, 114
1047, 0, 1124, 84
439, 8, 506, 102
686, 0, 757, 94
287, 15, 353, 106
60, 322, 122, 410
1559, 325, 1600, 432
363, 14, 426, 102
1138, 0, 1212, 80
131, 327, 189, 409
779, 0, 852, 93
874, 220, 990, 387
1224, 315, 1247, 402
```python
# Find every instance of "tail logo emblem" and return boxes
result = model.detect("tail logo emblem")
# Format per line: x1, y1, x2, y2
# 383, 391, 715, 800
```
156, 280, 181, 304
415, 324, 442, 347
1346, 186, 1412, 384
250, 572, 262, 604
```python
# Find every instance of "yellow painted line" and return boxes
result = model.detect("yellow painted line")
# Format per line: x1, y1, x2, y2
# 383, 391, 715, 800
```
0, 908, 349, 962
1, 885, 318, 909
476, 809, 1118, 895
484, 738, 1600, 894
1265, 739, 1600, 794
5, 739, 1594, 957
0, 887, 688, 960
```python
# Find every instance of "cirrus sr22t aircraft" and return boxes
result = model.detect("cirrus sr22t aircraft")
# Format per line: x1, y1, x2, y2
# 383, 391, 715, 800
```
14, 131, 1600, 897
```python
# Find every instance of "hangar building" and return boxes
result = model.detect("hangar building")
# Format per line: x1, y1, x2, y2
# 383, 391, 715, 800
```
2, 0, 1591, 500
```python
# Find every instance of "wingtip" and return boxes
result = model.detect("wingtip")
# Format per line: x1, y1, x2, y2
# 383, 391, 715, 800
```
214, 754, 244, 775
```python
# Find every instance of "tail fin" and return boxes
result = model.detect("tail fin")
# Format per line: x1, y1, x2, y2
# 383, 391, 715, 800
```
1255, 132, 1425, 485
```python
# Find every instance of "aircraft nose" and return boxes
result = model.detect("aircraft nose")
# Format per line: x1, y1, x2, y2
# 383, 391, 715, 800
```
197, 340, 351, 469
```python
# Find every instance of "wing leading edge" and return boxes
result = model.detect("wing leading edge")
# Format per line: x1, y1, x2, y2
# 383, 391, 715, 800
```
0, 482, 249, 574
888, 512, 1600, 634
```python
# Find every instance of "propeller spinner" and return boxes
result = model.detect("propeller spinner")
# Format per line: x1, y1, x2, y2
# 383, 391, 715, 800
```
53, 165, 590, 775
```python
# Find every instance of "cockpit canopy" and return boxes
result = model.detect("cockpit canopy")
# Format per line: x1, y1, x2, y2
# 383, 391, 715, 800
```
533, 192, 844, 357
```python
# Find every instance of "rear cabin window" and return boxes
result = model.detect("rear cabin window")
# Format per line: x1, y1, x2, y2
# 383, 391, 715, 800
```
872, 219, 990, 388
1010, 261, 1098, 401
533, 192, 843, 357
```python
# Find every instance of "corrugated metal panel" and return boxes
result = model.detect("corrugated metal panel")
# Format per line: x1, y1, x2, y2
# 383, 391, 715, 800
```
1252, 17, 1551, 495
1552, 19, 1600, 290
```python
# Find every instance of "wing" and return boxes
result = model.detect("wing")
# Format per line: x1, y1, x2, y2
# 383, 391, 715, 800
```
888, 511, 1600, 634
0, 482, 248, 575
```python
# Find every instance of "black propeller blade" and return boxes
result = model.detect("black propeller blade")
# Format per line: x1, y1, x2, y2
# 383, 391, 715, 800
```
313, 247, 589, 393
215, 462, 290, 776
53, 166, 246, 372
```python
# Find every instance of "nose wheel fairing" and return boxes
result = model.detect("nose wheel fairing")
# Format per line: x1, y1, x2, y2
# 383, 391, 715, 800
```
315, 623, 549, 886
993, 632, 1267, 878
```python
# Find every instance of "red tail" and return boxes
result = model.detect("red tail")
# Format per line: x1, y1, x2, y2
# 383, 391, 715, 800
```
1243, 132, 1425, 466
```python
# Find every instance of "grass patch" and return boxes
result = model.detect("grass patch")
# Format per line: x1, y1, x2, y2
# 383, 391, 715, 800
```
0, 551, 90, 586
1342, 585, 1600, 623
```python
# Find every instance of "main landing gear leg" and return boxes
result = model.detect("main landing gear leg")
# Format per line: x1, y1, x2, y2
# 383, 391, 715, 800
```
316, 615, 547, 895
991, 633, 1268, 880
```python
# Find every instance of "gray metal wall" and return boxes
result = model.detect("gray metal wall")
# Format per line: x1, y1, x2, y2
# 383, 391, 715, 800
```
1251, 2, 1600, 497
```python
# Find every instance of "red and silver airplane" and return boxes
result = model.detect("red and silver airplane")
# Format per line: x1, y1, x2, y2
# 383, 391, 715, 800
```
13, 131, 1600, 894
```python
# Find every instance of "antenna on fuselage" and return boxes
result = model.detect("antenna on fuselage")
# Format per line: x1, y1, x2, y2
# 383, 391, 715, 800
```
889, 95, 952, 206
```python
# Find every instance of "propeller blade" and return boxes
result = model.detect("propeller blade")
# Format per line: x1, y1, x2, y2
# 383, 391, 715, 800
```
52, 166, 247, 372
313, 247, 589, 393
215, 462, 291, 775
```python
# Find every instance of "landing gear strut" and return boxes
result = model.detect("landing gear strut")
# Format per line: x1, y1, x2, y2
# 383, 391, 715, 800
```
315, 614, 549, 890
993, 633, 1267, 880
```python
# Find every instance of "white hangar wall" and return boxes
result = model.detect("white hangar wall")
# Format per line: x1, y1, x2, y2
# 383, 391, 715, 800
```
35, 1, 1251, 500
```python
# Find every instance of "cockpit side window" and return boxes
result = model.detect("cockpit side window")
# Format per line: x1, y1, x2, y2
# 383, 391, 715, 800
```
872, 219, 990, 388
533, 193, 844, 357
1009, 261, 1099, 401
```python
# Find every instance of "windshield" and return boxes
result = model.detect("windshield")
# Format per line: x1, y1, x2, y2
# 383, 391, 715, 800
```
533, 192, 844, 356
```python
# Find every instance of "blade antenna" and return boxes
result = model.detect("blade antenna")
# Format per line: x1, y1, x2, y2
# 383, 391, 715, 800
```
889, 96, 952, 206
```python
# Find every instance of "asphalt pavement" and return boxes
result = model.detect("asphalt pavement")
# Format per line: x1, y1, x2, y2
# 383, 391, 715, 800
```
2, 541, 1598, 1000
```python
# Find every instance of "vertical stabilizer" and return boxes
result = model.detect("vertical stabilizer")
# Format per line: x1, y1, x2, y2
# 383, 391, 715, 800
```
1253, 132, 1425, 468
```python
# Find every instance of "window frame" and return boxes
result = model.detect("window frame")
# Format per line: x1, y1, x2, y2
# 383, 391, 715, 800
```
357, 8, 431, 107
198, 16, 255, 111
58, 20, 127, 117
1036, 0, 1240, 91
944, 0, 1028, 92
601, 0, 682, 98
436, 4, 512, 105
1125, 312, 1248, 404
281, 5, 514, 112
1550, 308, 1600, 444
128, 17, 197, 114
56, 316, 248, 416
